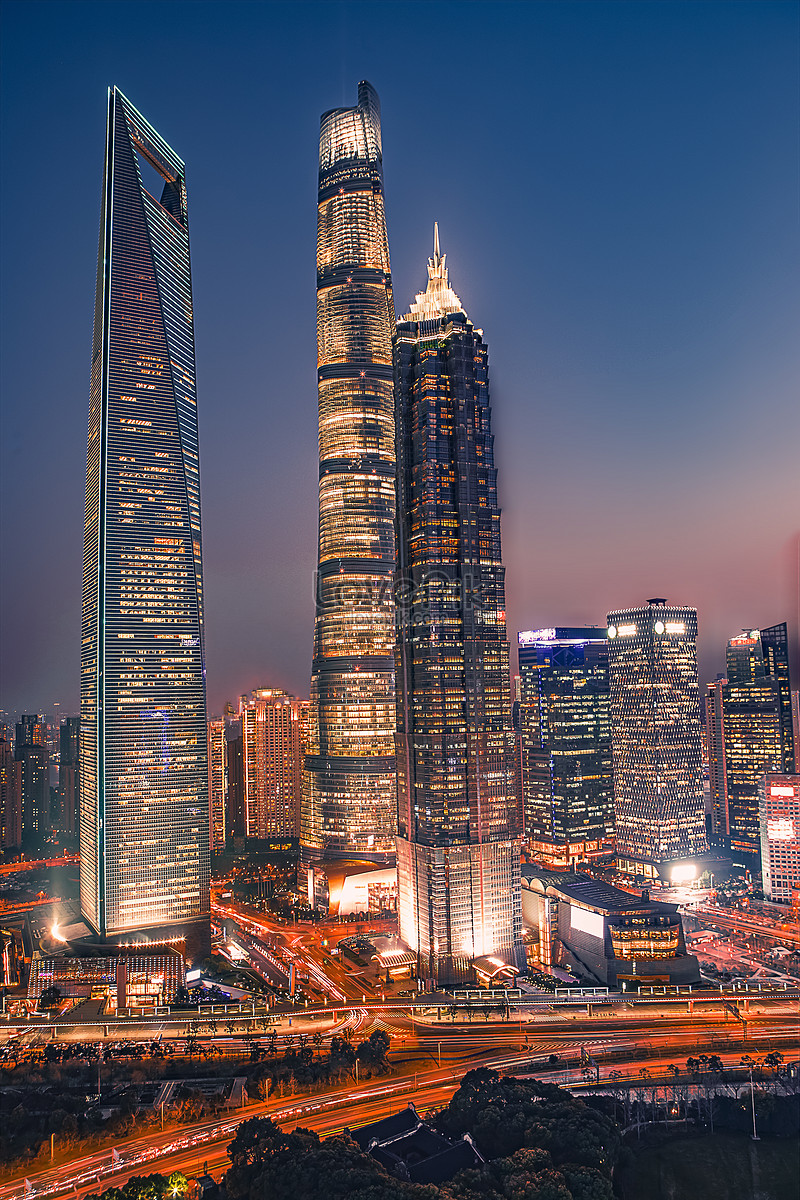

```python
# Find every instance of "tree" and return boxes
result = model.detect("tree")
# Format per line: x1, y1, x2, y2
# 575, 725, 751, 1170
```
171, 986, 191, 1008
39, 985, 62, 1009
764, 1051, 784, 1076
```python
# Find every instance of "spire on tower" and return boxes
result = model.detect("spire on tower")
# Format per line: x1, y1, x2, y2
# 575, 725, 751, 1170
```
403, 223, 465, 322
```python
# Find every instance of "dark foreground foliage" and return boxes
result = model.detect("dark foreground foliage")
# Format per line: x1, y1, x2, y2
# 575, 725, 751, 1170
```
223, 1071, 617, 1200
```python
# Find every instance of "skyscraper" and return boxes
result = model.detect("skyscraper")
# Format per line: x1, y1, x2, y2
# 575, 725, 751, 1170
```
395, 230, 524, 985
15, 715, 49, 851
759, 774, 800, 904
706, 631, 785, 866
518, 627, 614, 869
58, 717, 80, 838
80, 89, 209, 951
759, 623, 796, 773
606, 600, 708, 880
0, 735, 22, 850
208, 717, 226, 854
240, 689, 306, 841
302, 82, 397, 880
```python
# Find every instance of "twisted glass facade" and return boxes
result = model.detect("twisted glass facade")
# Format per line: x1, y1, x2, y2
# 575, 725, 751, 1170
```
395, 233, 523, 984
606, 601, 707, 876
302, 82, 397, 867
80, 89, 209, 942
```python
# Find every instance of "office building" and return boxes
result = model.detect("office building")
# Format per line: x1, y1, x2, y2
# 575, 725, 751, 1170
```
225, 717, 245, 843
302, 81, 398, 882
240, 690, 306, 841
759, 623, 795, 773
759, 774, 800, 904
517, 627, 614, 868
394, 228, 523, 985
80, 89, 209, 953
208, 718, 226, 853
606, 600, 708, 879
706, 631, 785, 867
15, 715, 49, 851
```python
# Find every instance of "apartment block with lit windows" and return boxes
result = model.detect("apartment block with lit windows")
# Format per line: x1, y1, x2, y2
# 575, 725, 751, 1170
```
240, 690, 308, 841
759, 774, 800, 904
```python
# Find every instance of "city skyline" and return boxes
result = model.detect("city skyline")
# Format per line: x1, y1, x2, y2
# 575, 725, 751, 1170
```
1, 1, 799, 719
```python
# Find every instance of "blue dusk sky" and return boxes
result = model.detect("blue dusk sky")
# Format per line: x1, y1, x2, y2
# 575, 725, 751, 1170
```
1, 0, 798, 717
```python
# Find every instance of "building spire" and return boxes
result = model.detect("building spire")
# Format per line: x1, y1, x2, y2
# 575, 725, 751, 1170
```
403, 224, 465, 322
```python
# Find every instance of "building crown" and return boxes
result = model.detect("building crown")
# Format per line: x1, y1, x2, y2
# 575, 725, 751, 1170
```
403, 223, 466, 321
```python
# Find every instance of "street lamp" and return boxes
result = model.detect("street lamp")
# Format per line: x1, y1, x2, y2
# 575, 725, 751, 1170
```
742, 1057, 760, 1141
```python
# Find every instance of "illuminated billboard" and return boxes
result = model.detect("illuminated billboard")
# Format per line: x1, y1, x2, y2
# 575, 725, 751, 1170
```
569, 904, 604, 940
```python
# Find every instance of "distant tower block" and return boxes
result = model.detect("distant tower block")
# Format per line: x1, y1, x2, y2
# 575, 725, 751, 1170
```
606, 600, 708, 880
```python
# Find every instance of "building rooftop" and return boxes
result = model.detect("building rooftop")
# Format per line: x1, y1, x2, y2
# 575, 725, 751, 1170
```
521, 864, 678, 917
348, 1104, 484, 1185
348, 1103, 422, 1151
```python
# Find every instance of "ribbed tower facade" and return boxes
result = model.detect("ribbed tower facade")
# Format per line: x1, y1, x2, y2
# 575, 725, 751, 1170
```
395, 230, 524, 985
607, 600, 707, 878
301, 82, 397, 874
81, 89, 209, 949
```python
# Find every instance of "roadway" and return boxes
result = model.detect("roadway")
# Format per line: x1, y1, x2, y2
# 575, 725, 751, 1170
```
2, 1012, 796, 1200
690, 905, 800, 949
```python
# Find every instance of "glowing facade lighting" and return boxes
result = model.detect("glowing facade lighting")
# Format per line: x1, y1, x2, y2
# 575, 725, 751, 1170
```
302, 81, 397, 873
80, 89, 209, 941
517, 628, 613, 870
759, 774, 800, 903
607, 601, 707, 875
394, 230, 523, 985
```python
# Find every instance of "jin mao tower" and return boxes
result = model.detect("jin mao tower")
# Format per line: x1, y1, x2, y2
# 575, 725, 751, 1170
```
395, 229, 524, 984
80, 89, 209, 950
302, 82, 397, 886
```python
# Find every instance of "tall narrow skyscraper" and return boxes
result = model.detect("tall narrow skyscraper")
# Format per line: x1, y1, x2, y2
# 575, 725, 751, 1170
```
302, 82, 397, 884
395, 230, 524, 985
706, 628, 789, 867
759, 623, 796, 773
81, 89, 209, 951
607, 600, 708, 879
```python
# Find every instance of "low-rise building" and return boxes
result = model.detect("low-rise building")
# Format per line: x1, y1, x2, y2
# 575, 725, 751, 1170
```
521, 864, 700, 988
28, 942, 185, 1009
347, 1103, 485, 1185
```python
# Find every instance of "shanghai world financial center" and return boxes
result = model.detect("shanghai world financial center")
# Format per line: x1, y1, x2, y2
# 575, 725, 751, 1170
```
80, 89, 209, 951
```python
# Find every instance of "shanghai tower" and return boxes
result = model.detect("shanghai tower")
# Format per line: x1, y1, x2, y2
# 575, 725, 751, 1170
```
81, 89, 210, 952
395, 229, 524, 985
301, 82, 397, 889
